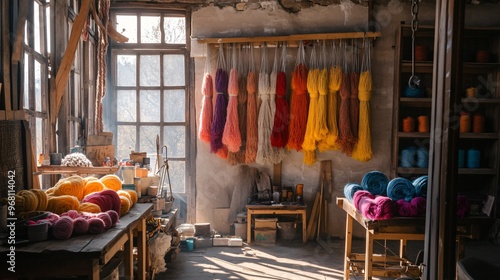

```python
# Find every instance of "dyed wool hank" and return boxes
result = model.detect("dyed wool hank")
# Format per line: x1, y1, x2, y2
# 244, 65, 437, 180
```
245, 71, 258, 164
287, 63, 309, 151
222, 68, 242, 152
198, 73, 214, 143
210, 68, 229, 158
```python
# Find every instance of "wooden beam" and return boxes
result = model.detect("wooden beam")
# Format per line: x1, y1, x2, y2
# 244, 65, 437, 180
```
50, 0, 92, 124
11, 0, 29, 64
2, 0, 12, 112
89, 3, 129, 43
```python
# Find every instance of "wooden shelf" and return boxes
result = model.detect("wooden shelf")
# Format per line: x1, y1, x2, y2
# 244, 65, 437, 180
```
34, 165, 118, 175
397, 167, 428, 175
458, 168, 498, 175
459, 133, 499, 139
398, 132, 431, 138
400, 97, 432, 107
461, 97, 500, 104
193, 31, 382, 45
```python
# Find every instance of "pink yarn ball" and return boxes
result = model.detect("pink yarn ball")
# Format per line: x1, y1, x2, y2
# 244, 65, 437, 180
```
88, 218, 106, 234
62, 210, 81, 219
72, 217, 89, 235
52, 216, 74, 240
106, 210, 119, 226
97, 212, 112, 229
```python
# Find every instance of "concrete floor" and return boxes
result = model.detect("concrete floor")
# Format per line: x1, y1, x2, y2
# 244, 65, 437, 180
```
154, 237, 500, 280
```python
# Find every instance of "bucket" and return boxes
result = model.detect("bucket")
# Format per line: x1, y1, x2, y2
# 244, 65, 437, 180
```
28, 222, 48, 242
186, 238, 195, 251
277, 222, 297, 241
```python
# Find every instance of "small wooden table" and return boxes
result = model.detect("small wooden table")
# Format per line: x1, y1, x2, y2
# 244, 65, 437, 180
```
0, 203, 152, 280
336, 198, 425, 280
246, 204, 307, 244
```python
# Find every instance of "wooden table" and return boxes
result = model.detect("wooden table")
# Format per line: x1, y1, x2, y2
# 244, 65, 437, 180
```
246, 204, 307, 244
0, 203, 152, 280
336, 198, 425, 280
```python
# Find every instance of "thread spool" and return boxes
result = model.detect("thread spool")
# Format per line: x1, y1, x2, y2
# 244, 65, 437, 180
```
417, 116, 429, 133
404, 86, 424, 98
415, 45, 429, 61
472, 114, 485, 133
416, 147, 429, 168
458, 149, 465, 168
466, 87, 476, 98
459, 114, 471, 133
467, 149, 481, 168
400, 147, 416, 168
296, 184, 304, 197
402, 117, 415, 132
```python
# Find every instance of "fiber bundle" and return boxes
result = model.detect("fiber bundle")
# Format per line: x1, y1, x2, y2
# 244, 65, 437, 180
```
337, 71, 355, 156
210, 48, 229, 158
124, 190, 138, 205
222, 46, 242, 153
267, 46, 286, 163
302, 66, 320, 165
361, 171, 389, 196
359, 196, 395, 220
350, 42, 360, 141
119, 196, 132, 217
47, 195, 81, 215
62, 209, 80, 219
271, 71, 289, 148
97, 212, 113, 229
352, 40, 373, 161
83, 180, 106, 197
36, 213, 60, 227
88, 217, 106, 234
412, 175, 428, 197
117, 190, 133, 204
99, 174, 122, 191
82, 190, 121, 213
245, 45, 258, 164
287, 41, 309, 151
52, 216, 74, 240
79, 202, 102, 213
31, 189, 48, 211
54, 175, 85, 201
396, 197, 426, 217
353, 190, 374, 211
315, 42, 329, 144
82, 176, 98, 185
320, 61, 342, 151
198, 46, 214, 144
411, 196, 427, 215
17, 190, 39, 212
387, 177, 415, 202
343, 183, 363, 203
106, 210, 120, 226
72, 217, 89, 235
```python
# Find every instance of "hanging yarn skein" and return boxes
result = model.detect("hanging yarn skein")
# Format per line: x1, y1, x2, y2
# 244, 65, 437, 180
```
337, 41, 356, 156
315, 41, 329, 143
222, 44, 242, 153
256, 44, 275, 165
210, 45, 229, 158
352, 39, 373, 161
287, 41, 309, 151
198, 46, 214, 144
232, 45, 249, 164
302, 44, 320, 165
271, 44, 290, 149
268, 45, 286, 163
245, 45, 258, 164
350, 40, 360, 142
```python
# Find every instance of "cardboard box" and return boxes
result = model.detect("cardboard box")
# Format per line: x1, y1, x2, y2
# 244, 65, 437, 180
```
254, 228, 276, 243
86, 145, 114, 166
87, 132, 113, 146
130, 152, 147, 164
254, 218, 278, 229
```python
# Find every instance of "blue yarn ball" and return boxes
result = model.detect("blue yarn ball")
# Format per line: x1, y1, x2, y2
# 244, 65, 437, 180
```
387, 177, 416, 202
412, 175, 428, 198
361, 171, 389, 196
344, 183, 363, 203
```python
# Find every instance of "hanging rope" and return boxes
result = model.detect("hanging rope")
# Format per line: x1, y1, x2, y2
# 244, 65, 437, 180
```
319, 41, 342, 151
350, 40, 360, 143
302, 44, 319, 165
210, 45, 229, 159
256, 44, 274, 165
287, 41, 309, 152
271, 44, 289, 148
95, 0, 110, 133
222, 44, 242, 153
245, 45, 258, 164
337, 41, 356, 156
315, 41, 329, 143
198, 46, 214, 144
352, 39, 373, 161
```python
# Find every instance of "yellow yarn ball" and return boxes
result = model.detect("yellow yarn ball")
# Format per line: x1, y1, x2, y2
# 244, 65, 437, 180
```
54, 175, 84, 201
100, 174, 122, 191
46, 195, 80, 215
79, 202, 102, 213
83, 180, 106, 197
17, 190, 38, 213
31, 189, 48, 211
119, 196, 131, 217
124, 190, 138, 205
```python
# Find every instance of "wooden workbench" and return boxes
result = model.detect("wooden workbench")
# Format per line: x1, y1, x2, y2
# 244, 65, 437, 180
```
336, 198, 425, 280
0, 203, 152, 280
246, 204, 307, 244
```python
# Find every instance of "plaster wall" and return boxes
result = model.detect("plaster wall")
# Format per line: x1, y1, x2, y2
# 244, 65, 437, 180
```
190, 1, 500, 237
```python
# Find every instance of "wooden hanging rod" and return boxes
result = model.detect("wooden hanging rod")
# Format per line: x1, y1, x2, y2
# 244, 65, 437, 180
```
193, 31, 381, 44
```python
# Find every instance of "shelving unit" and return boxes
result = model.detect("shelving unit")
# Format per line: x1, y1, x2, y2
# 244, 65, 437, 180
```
392, 24, 500, 220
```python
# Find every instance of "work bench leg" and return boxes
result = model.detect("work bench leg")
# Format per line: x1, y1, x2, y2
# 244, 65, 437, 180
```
365, 229, 373, 280
124, 227, 134, 279
302, 210, 307, 244
247, 212, 252, 244
89, 258, 100, 280
344, 214, 353, 280
137, 217, 147, 280
400, 239, 407, 266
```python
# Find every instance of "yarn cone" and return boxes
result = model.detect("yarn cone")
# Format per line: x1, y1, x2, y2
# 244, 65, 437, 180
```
352, 70, 373, 161
302, 68, 320, 165
222, 68, 242, 152
271, 71, 289, 148
210, 68, 229, 157
336, 72, 355, 156
198, 73, 213, 144
287, 63, 309, 151
245, 71, 258, 164
319, 66, 342, 151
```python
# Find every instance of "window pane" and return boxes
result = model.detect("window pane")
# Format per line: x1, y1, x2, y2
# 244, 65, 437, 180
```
24, 54, 29, 109
140, 126, 160, 154
117, 90, 136, 122
167, 161, 185, 193
36, 118, 43, 157
140, 90, 160, 122
117, 125, 136, 160
34, 60, 42, 112
164, 89, 185, 122
163, 55, 185, 86
34, 2, 41, 53
117, 55, 136, 86
164, 16, 186, 44
140, 15, 161, 43
163, 126, 185, 158
140, 55, 160, 86
116, 15, 137, 43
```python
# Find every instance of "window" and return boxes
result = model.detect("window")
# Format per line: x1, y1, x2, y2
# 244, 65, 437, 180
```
106, 10, 191, 223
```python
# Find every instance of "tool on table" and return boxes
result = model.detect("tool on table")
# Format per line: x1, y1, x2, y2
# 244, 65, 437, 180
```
157, 145, 174, 203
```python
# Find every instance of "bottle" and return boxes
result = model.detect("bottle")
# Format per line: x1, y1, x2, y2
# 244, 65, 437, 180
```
272, 186, 280, 203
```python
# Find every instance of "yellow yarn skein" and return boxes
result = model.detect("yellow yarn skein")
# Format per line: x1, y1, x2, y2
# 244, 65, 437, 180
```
54, 175, 84, 201
17, 190, 38, 213
100, 174, 122, 191
119, 196, 131, 217
83, 180, 106, 197
79, 202, 102, 213
31, 189, 48, 211
46, 195, 80, 215
124, 190, 138, 205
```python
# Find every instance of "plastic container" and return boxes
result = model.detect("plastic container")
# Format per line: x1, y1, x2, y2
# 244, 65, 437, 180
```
277, 222, 297, 241
186, 238, 195, 251
28, 222, 48, 242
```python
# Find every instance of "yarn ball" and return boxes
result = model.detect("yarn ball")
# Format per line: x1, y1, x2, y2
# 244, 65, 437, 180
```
412, 176, 428, 198
361, 171, 389, 196
100, 174, 123, 191
83, 180, 106, 197
82, 176, 98, 185
46, 195, 81, 215
117, 190, 132, 203
396, 199, 416, 217
61, 209, 81, 219
52, 216, 74, 240
36, 212, 60, 228
72, 217, 89, 235
411, 196, 427, 215
88, 217, 106, 234
16, 190, 39, 212
124, 190, 138, 205
344, 183, 363, 203
353, 190, 375, 211
82, 190, 121, 213
119, 196, 132, 217
79, 202, 102, 213
362, 196, 395, 220
387, 177, 416, 202
106, 210, 119, 226
31, 189, 48, 211
96, 212, 113, 229
53, 175, 85, 201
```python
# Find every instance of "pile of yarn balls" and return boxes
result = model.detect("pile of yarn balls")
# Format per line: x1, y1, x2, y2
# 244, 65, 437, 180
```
343, 171, 470, 220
